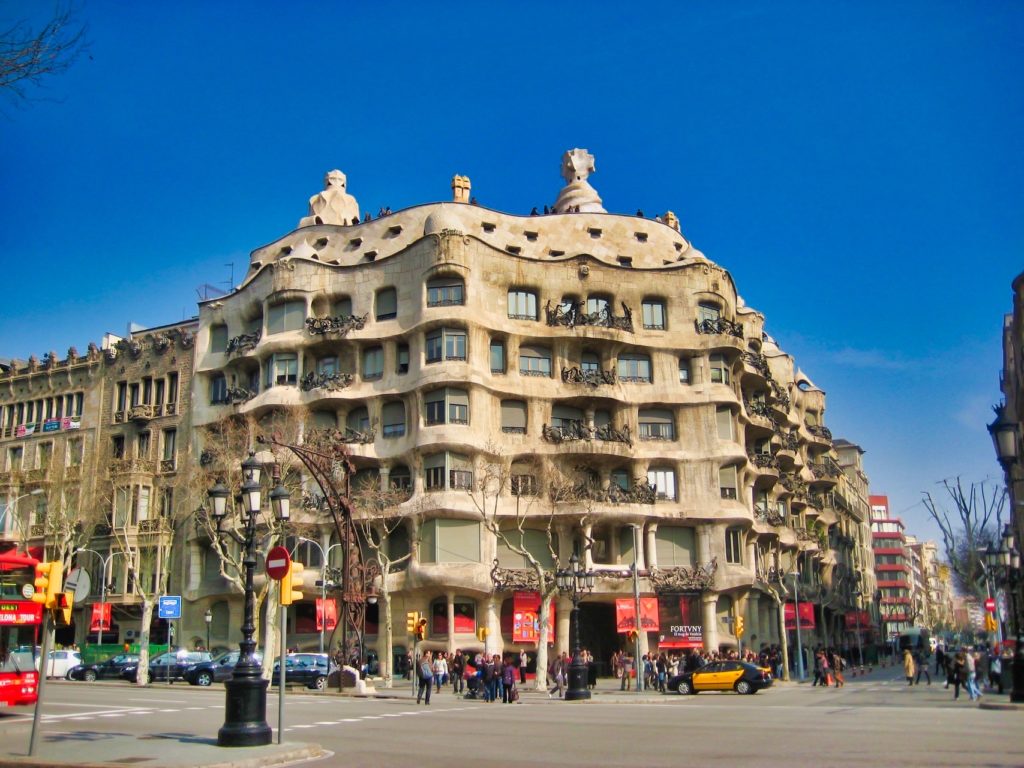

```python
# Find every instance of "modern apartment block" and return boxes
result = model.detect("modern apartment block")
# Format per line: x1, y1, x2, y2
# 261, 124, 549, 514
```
870, 494, 914, 644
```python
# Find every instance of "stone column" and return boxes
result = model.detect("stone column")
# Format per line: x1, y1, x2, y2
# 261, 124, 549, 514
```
748, 592, 761, 650
632, 523, 646, 571
556, 595, 572, 657
702, 593, 719, 652
485, 596, 499, 656
581, 522, 594, 570
379, 465, 391, 491
696, 524, 713, 565
645, 523, 658, 569
446, 592, 456, 656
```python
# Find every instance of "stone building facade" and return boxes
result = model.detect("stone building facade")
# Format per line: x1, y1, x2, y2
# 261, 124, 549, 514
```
188, 150, 876, 673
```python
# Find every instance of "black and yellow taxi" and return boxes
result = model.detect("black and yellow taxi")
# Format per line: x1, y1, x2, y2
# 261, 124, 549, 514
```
667, 660, 772, 695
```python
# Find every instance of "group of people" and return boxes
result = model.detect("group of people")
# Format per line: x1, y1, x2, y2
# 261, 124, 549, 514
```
811, 648, 848, 687
923, 644, 1007, 702
412, 649, 528, 705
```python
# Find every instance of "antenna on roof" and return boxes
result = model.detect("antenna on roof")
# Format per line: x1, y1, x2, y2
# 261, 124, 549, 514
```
196, 283, 227, 301
224, 262, 234, 290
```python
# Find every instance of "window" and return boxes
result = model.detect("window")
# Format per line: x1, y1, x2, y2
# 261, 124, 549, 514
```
269, 353, 298, 386
162, 429, 176, 463
210, 324, 228, 353
111, 436, 125, 460
551, 404, 584, 430
725, 527, 743, 564
397, 344, 409, 374
716, 407, 734, 440
424, 388, 469, 426
710, 354, 730, 384
490, 339, 506, 374
422, 452, 473, 494
426, 277, 465, 307
655, 526, 696, 567
501, 400, 527, 434
381, 401, 406, 438
419, 517, 481, 563
507, 289, 538, 320
642, 299, 666, 330
519, 345, 552, 377
678, 358, 691, 384
647, 468, 676, 501
267, 300, 305, 334
425, 327, 467, 363
37, 442, 53, 470
311, 410, 337, 429
347, 407, 370, 432
698, 302, 721, 324
610, 469, 629, 491
389, 465, 411, 491
7, 446, 23, 471
638, 408, 674, 440
137, 432, 150, 459
333, 297, 353, 316
362, 346, 384, 380
376, 287, 398, 320
67, 438, 83, 467
136, 486, 151, 523
586, 295, 610, 316
581, 351, 600, 373
719, 465, 738, 500
617, 353, 652, 383
317, 356, 338, 376
207, 376, 226, 405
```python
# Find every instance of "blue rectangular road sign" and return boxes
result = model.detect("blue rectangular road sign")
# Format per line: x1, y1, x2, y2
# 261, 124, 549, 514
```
158, 595, 182, 620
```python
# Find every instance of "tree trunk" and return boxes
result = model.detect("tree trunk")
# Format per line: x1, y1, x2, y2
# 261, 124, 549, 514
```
776, 598, 790, 682
261, 592, 277, 680
136, 598, 155, 686
380, 574, 393, 688
533, 575, 556, 692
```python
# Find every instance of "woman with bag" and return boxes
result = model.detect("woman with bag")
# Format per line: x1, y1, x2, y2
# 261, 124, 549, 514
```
416, 651, 434, 705
502, 655, 517, 703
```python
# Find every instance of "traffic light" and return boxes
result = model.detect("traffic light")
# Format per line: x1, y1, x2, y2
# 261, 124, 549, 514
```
32, 561, 62, 608
985, 613, 998, 633
279, 561, 305, 606
476, 626, 488, 643
415, 618, 427, 640
735, 615, 745, 638
53, 592, 74, 626
406, 611, 421, 634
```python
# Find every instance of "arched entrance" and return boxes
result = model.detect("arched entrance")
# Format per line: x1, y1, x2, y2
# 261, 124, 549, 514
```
578, 602, 616, 677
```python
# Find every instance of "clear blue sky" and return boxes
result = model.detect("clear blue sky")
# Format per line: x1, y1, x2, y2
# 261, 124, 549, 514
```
2, 1, 1021, 545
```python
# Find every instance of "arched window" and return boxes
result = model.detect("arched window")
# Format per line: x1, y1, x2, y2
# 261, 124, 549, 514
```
381, 401, 406, 438
347, 406, 370, 432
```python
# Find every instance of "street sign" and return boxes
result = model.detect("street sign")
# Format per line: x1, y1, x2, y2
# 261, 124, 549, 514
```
266, 546, 291, 581
64, 567, 91, 603
158, 595, 182, 620
984, 597, 996, 613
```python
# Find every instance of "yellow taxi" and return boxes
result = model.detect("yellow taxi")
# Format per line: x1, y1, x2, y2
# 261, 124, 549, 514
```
667, 660, 773, 695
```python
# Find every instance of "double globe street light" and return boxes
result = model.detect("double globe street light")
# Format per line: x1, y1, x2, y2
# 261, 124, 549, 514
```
207, 451, 290, 748
555, 553, 595, 701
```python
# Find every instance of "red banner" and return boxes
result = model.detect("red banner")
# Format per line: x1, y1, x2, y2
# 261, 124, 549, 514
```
844, 610, 871, 630
784, 601, 816, 630
0, 600, 42, 626
512, 592, 555, 644
316, 598, 338, 632
90, 602, 112, 632
615, 598, 660, 633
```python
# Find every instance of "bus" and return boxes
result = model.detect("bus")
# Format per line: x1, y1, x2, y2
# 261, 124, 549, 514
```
0, 550, 41, 707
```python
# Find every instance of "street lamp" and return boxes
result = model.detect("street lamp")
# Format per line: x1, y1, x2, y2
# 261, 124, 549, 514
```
207, 450, 289, 748
984, 524, 1023, 703
75, 548, 120, 648
204, 609, 212, 652
788, 570, 806, 681
555, 553, 595, 701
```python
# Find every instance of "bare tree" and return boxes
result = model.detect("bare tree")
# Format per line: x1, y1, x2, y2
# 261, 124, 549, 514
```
1, 3, 87, 104
349, 475, 417, 688
922, 478, 1005, 598
754, 540, 792, 681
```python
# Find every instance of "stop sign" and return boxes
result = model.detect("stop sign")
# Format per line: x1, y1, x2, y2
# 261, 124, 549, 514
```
985, 597, 996, 612
266, 546, 291, 580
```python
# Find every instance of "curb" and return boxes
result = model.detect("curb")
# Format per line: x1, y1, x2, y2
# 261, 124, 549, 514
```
979, 700, 1024, 711
0, 743, 326, 768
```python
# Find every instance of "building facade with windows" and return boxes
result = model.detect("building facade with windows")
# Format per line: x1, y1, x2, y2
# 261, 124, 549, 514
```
188, 150, 876, 673
870, 494, 915, 647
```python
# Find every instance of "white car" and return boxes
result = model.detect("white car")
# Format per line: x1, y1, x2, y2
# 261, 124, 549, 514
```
45, 649, 82, 678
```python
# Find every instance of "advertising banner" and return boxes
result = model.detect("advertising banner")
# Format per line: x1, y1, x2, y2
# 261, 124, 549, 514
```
0, 600, 43, 626
843, 610, 872, 630
655, 594, 703, 649
512, 591, 555, 644
615, 597, 660, 633
89, 602, 112, 632
784, 601, 816, 630
316, 598, 338, 632
42, 419, 61, 433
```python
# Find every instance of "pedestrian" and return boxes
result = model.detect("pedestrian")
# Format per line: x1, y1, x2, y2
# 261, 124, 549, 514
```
831, 650, 845, 688
913, 648, 931, 685
952, 650, 966, 700
519, 649, 528, 685
935, 644, 946, 677
812, 650, 824, 686
989, 650, 1003, 694
416, 651, 433, 705
619, 652, 632, 691
965, 648, 982, 700
451, 649, 465, 694
903, 649, 915, 686
502, 655, 516, 703
433, 651, 448, 693
548, 653, 567, 698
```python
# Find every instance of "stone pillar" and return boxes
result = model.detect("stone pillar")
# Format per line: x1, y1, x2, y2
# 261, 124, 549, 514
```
379, 465, 390, 491
645, 523, 658, 569
748, 592, 761, 650
446, 592, 456, 656
702, 593, 719, 652
581, 522, 594, 570
451, 174, 471, 203
696, 524, 713, 565
556, 595, 572, 657
632, 523, 646, 571
485, 596, 499, 656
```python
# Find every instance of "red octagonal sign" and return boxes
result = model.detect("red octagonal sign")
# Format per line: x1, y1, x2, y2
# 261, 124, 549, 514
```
266, 546, 291, 581
984, 597, 996, 613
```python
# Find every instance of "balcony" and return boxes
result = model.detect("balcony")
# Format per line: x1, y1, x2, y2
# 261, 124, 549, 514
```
138, 518, 169, 534
128, 404, 158, 423
23, 468, 48, 484
769, 380, 791, 412
300, 371, 355, 392
110, 458, 155, 475
741, 351, 770, 379
159, 459, 176, 474
748, 452, 780, 477
305, 312, 368, 338
754, 504, 785, 526
542, 422, 632, 447
64, 464, 82, 481
744, 399, 778, 429
552, 479, 656, 505
226, 329, 261, 356
810, 457, 842, 480
694, 317, 743, 338
561, 366, 616, 387
29, 524, 45, 538
806, 424, 833, 444
544, 300, 634, 332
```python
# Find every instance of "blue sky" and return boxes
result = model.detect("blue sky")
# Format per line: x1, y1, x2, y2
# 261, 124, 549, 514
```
2, 1, 1021, 544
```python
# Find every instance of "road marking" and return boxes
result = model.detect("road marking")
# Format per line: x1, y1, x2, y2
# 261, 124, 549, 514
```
127, 698, 188, 704
315, 721, 338, 725
341, 718, 361, 722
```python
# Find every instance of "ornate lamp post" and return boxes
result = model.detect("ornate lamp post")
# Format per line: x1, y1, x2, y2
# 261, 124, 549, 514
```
204, 609, 212, 652
555, 553, 594, 701
984, 525, 1023, 702
207, 450, 290, 748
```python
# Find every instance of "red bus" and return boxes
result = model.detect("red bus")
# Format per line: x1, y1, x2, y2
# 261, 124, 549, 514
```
0, 550, 41, 707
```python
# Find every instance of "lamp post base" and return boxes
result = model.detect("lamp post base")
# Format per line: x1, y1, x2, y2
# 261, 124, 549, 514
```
564, 657, 591, 701
218, 673, 271, 747
1011, 631, 1024, 704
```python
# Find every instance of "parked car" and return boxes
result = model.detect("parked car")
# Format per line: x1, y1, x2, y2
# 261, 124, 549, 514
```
667, 660, 773, 695
67, 653, 140, 681
44, 649, 82, 679
271, 653, 334, 691
183, 650, 262, 686
120, 651, 212, 682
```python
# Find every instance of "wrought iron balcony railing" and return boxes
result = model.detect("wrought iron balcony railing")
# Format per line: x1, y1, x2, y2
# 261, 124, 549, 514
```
542, 422, 632, 447
300, 371, 355, 392
544, 300, 634, 332
561, 366, 617, 387
806, 424, 833, 441
744, 398, 775, 421
741, 351, 770, 378
226, 329, 261, 356
748, 452, 780, 470
754, 505, 786, 525
305, 312, 368, 337
810, 457, 842, 479
694, 317, 743, 338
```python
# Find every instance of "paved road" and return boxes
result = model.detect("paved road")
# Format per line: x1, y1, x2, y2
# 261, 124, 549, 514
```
0, 669, 1020, 768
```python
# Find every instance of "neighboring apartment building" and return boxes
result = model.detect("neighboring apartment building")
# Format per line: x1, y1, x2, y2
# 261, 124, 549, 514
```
833, 439, 878, 650
995, 271, 1022, 626
186, 150, 875, 671
870, 494, 914, 645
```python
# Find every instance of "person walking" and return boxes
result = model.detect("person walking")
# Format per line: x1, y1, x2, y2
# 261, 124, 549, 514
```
965, 649, 982, 701
433, 651, 448, 693
952, 650, 967, 700
619, 652, 633, 691
903, 648, 916, 686
913, 648, 931, 685
502, 656, 516, 703
416, 651, 434, 705
451, 649, 465, 695
812, 650, 824, 686
519, 650, 528, 685
831, 650, 845, 688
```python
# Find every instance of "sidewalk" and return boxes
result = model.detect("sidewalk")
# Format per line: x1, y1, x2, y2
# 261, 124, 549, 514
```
0, 740, 325, 768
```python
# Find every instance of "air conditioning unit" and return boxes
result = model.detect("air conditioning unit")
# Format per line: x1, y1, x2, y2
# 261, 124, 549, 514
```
124, 630, 136, 640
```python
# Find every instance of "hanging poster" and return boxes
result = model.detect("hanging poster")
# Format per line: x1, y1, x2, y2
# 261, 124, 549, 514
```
784, 601, 816, 630
614, 597, 660, 633
512, 591, 555, 644
316, 597, 338, 631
